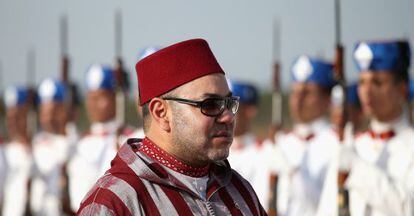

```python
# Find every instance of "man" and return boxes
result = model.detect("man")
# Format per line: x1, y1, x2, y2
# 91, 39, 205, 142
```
409, 79, 414, 124
77, 38, 266, 215
2, 86, 33, 216
330, 83, 366, 144
330, 84, 346, 134
226, 80, 287, 213
275, 55, 339, 216
30, 78, 73, 215
0, 134, 6, 211
226, 81, 263, 202
327, 83, 366, 216
68, 64, 131, 211
346, 40, 414, 216
345, 83, 366, 135
227, 80, 259, 152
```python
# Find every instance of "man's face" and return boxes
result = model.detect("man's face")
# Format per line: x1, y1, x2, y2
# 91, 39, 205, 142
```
86, 90, 116, 123
39, 102, 67, 134
289, 82, 329, 123
6, 106, 28, 139
168, 73, 236, 166
358, 71, 406, 121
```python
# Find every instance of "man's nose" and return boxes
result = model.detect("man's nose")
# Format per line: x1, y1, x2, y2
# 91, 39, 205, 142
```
216, 108, 236, 124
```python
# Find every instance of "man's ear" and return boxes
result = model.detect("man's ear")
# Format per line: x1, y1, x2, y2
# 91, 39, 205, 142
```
148, 98, 171, 132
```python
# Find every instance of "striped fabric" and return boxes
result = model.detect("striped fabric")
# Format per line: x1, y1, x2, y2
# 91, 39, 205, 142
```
77, 139, 267, 216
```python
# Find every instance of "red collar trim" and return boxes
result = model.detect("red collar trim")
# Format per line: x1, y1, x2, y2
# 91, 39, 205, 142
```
369, 130, 395, 140
293, 133, 315, 141
139, 138, 210, 177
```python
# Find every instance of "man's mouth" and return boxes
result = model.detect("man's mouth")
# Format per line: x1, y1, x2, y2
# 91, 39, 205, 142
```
213, 130, 232, 138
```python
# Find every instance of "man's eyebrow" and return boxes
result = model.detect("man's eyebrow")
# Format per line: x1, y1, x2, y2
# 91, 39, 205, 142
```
201, 92, 233, 98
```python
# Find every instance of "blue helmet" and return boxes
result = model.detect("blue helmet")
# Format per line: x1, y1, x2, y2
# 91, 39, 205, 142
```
353, 40, 411, 73
4, 86, 29, 108
38, 78, 67, 103
291, 55, 336, 88
228, 80, 259, 105
409, 80, 414, 102
85, 64, 115, 91
346, 83, 360, 106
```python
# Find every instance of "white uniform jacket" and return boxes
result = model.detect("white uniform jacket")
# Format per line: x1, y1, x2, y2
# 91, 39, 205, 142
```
276, 118, 340, 216
67, 120, 121, 211
346, 115, 414, 216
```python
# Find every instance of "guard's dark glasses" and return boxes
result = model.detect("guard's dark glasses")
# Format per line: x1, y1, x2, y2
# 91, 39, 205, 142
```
162, 96, 240, 117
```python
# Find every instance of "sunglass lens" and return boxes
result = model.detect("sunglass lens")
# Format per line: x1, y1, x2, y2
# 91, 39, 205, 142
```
229, 98, 240, 114
201, 98, 224, 116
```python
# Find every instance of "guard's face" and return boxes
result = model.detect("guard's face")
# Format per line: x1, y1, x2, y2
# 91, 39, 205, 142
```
358, 71, 406, 121
234, 104, 257, 136
168, 73, 236, 166
39, 102, 66, 134
6, 106, 28, 139
289, 82, 330, 123
86, 90, 116, 123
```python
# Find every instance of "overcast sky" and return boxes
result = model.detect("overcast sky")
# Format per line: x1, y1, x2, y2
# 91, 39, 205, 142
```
1, 0, 413, 93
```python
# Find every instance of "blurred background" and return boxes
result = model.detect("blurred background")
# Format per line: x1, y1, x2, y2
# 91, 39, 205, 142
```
0, 0, 413, 137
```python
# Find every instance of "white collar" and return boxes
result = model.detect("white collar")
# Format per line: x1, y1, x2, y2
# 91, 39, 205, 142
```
91, 119, 119, 135
371, 112, 410, 134
155, 161, 209, 200
294, 117, 329, 137
179, 173, 209, 200
231, 133, 256, 150
36, 131, 65, 139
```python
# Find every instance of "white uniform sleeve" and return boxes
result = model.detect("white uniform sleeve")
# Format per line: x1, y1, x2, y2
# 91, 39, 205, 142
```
346, 158, 414, 216
263, 140, 291, 174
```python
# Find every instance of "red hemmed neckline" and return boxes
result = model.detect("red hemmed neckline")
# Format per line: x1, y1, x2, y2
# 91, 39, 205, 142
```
139, 138, 210, 177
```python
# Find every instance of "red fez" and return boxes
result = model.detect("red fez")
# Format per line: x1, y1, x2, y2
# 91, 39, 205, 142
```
136, 38, 225, 105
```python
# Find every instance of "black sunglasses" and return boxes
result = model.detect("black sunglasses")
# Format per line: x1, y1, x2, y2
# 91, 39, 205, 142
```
162, 96, 240, 117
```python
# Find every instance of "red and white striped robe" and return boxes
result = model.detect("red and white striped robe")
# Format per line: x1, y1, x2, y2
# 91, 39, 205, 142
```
77, 138, 267, 216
